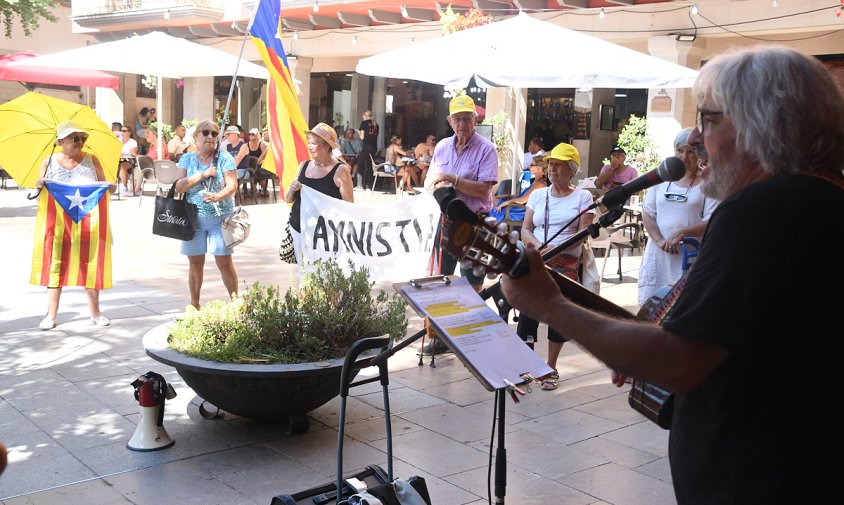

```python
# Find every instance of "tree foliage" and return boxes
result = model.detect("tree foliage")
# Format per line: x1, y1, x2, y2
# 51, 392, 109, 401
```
616, 114, 660, 174
1, 0, 59, 38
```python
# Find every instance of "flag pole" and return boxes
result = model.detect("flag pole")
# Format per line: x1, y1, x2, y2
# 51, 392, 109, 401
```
219, 0, 263, 137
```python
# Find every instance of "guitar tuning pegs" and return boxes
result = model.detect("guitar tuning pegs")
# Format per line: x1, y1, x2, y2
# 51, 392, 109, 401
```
497, 222, 508, 234
484, 216, 498, 227
486, 271, 498, 280
472, 265, 486, 278
460, 259, 473, 270
509, 231, 519, 244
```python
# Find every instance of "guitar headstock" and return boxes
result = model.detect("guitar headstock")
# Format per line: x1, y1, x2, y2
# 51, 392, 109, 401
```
442, 217, 526, 278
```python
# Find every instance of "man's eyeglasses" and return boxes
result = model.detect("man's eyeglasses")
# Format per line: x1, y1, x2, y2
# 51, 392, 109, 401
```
695, 109, 723, 134
201, 130, 219, 138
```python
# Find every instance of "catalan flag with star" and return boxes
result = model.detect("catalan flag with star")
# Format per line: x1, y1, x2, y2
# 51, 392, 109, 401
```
31, 181, 113, 289
250, 0, 310, 195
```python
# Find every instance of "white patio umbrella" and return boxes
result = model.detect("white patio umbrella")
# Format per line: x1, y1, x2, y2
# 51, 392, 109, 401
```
357, 12, 698, 184
357, 12, 698, 89
15, 31, 269, 157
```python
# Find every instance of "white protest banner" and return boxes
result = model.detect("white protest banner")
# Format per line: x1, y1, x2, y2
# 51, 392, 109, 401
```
299, 186, 441, 281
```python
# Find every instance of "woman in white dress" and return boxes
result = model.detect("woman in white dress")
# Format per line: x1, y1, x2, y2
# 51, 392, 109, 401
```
637, 128, 720, 307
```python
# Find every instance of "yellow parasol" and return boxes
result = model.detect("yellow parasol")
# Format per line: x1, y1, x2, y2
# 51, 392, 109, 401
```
0, 92, 122, 188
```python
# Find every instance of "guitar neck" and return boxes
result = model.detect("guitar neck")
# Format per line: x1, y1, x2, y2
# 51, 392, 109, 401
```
544, 267, 635, 320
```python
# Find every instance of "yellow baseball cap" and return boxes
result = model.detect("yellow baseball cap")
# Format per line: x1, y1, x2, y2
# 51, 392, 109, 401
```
544, 143, 581, 166
449, 95, 476, 115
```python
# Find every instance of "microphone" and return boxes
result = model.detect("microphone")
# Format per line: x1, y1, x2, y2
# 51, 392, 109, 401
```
433, 186, 481, 224
596, 157, 686, 209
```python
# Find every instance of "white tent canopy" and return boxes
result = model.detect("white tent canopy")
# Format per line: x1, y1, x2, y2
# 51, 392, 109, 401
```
357, 13, 698, 89
14, 32, 269, 157
15, 31, 268, 80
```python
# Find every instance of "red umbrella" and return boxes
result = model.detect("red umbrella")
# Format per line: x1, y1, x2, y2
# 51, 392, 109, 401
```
0, 52, 120, 90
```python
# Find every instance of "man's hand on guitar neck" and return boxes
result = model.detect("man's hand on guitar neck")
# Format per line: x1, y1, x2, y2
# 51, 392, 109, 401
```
500, 242, 566, 324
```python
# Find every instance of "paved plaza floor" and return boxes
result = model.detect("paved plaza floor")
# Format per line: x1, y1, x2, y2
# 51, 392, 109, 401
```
0, 181, 675, 505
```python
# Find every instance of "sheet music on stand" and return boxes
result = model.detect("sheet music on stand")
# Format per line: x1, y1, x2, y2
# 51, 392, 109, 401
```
395, 276, 554, 392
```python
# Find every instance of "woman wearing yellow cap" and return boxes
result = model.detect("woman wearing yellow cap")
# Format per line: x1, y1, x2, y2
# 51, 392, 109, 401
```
518, 142, 596, 390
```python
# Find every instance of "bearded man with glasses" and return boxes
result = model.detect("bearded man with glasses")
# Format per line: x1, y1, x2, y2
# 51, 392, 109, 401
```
502, 46, 844, 504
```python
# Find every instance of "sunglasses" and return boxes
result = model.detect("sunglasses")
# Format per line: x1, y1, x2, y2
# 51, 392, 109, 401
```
201, 130, 219, 138
249, 133, 257, 136
121, 129, 130, 132
67, 135, 87, 144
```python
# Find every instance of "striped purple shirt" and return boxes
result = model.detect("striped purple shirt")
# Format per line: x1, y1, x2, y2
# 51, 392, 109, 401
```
427, 132, 498, 213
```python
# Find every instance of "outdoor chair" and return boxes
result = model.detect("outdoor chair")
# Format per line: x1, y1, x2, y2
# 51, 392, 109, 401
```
236, 156, 259, 205
151, 160, 180, 198
369, 153, 398, 194
590, 212, 645, 281
132, 155, 154, 203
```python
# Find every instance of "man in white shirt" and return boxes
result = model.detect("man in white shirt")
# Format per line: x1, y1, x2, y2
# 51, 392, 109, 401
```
167, 124, 187, 157
523, 137, 545, 169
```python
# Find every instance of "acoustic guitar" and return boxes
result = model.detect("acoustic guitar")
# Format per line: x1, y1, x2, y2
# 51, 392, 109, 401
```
440, 214, 686, 429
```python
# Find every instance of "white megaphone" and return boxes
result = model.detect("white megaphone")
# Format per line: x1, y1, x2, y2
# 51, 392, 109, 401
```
127, 371, 176, 451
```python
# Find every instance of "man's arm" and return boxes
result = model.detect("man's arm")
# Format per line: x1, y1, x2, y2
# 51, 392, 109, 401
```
594, 166, 613, 189
500, 244, 728, 392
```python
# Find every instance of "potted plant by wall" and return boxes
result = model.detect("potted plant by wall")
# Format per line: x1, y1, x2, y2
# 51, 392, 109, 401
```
143, 259, 408, 432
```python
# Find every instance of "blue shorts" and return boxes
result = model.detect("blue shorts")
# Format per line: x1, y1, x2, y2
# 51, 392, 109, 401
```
180, 214, 233, 256
237, 168, 249, 180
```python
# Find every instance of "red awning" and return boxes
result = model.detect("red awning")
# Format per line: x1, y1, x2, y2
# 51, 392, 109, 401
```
0, 51, 120, 90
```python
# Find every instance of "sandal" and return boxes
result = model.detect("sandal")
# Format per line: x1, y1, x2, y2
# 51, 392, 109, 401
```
541, 371, 559, 391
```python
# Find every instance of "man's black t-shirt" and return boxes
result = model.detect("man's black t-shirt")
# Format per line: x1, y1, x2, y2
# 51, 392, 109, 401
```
663, 174, 842, 504
359, 119, 379, 151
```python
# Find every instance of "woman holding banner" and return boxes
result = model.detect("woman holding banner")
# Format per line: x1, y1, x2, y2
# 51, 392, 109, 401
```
285, 122, 355, 264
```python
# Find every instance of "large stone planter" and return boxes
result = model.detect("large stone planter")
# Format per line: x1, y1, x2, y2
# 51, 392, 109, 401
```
143, 322, 376, 432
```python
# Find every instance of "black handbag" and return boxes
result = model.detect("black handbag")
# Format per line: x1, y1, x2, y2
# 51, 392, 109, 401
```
152, 180, 197, 241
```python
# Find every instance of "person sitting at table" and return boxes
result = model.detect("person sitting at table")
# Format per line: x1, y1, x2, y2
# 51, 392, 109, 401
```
595, 145, 638, 191
414, 134, 436, 184
341, 128, 363, 188
489, 156, 549, 226
222, 126, 252, 196
385, 134, 419, 195
117, 125, 138, 196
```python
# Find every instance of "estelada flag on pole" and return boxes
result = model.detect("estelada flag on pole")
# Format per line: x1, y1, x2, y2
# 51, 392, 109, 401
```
250, 0, 310, 196
30, 180, 113, 290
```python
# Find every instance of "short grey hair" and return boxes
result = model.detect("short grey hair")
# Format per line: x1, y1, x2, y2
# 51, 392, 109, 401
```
674, 127, 694, 149
694, 45, 844, 176
192, 119, 217, 142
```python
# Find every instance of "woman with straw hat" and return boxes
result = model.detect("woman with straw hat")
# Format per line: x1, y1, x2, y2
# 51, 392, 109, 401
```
285, 122, 354, 264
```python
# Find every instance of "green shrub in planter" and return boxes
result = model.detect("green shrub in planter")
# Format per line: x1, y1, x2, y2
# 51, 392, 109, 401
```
169, 259, 408, 364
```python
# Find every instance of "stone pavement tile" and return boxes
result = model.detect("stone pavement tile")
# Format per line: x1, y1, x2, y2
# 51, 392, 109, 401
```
0, 369, 91, 414
356, 385, 446, 415
468, 429, 608, 482
389, 352, 477, 390
599, 420, 670, 458
23, 399, 136, 452
422, 376, 496, 407
306, 395, 388, 429
559, 462, 677, 505
574, 388, 649, 425
516, 408, 627, 446
3, 478, 135, 505
388, 429, 488, 479
193, 443, 332, 504
0, 402, 40, 439
104, 459, 257, 505
267, 427, 387, 477
341, 413, 424, 444
398, 401, 527, 444
0, 431, 97, 499
390, 459, 483, 505
446, 463, 595, 505
570, 436, 664, 470
635, 455, 673, 484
